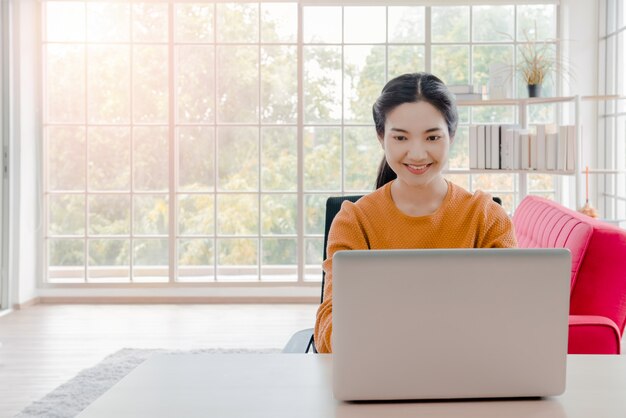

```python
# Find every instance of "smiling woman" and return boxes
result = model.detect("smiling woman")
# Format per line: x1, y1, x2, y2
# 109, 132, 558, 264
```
313, 72, 518, 353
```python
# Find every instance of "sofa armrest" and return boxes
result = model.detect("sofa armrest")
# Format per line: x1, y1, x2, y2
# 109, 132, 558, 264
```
568, 315, 621, 354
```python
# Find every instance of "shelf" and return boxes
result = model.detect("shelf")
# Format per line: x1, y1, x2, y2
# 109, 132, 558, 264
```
456, 95, 623, 107
581, 169, 626, 174
445, 169, 575, 175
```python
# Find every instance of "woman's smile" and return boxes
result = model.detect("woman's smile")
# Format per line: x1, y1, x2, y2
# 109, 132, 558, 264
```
404, 163, 432, 175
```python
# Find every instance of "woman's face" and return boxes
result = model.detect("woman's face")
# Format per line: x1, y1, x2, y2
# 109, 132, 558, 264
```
379, 101, 451, 189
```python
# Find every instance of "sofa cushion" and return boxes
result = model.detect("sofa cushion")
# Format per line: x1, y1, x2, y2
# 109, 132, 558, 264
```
513, 196, 594, 290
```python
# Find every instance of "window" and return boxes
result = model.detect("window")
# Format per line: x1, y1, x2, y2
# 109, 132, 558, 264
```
43, 2, 559, 284
598, 0, 626, 220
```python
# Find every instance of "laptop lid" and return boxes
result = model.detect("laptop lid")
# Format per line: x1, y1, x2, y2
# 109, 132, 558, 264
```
332, 248, 571, 401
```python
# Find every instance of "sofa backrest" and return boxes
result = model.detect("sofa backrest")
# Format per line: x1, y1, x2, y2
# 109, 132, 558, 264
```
513, 195, 626, 334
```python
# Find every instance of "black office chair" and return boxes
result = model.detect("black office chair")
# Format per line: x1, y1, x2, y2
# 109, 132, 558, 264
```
281, 194, 503, 353
282, 195, 363, 353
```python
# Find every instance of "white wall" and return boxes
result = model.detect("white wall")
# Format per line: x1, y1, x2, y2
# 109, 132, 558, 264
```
9, 0, 40, 306
560, 0, 599, 210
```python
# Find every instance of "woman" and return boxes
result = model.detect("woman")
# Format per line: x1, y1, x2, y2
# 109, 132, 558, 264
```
314, 72, 517, 353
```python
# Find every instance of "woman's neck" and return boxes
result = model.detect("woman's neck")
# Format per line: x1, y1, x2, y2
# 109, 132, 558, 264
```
390, 175, 449, 217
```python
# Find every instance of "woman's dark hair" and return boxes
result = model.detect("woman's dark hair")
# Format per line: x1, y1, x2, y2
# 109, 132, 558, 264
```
373, 72, 458, 189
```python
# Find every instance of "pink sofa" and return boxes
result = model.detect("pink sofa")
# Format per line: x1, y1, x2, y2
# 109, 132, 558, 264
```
513, 196, 626, 354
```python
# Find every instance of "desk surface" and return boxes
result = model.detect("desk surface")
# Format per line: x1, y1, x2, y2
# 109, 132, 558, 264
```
78, 354, 626, 418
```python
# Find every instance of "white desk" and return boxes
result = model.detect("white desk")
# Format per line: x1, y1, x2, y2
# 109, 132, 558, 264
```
78, 354, 626, 418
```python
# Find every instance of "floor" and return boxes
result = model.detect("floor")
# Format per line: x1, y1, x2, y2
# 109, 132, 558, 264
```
0, 303, 318, 418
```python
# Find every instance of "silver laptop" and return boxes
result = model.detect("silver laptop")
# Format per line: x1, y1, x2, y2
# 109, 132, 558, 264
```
332, 248, 571, 401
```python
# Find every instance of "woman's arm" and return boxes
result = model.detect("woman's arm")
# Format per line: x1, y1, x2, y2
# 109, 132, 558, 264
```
314, 202, 369, 353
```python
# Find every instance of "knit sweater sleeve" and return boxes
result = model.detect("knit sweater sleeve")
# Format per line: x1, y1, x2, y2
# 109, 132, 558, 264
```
478, 197, 518, 248
314, 201, 370, 353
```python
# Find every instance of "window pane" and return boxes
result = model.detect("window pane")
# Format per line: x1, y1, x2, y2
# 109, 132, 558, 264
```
88, 239, 130, 282
305, 194, 330, 235
88, 127, 130, 191
528, 174, 556, 192
304, 7, 341, 43
448, 125, 469, 170
175, 3, 214, 43
471, 173, 515, 192
472, 106, 515, 125
217, 127, 258, 191
217, 239, 258, 281
344, 7, 385, 44
46, 45, 85, 123
88, 195, 131, 235
46, 2, 85, 42
87, 2, 130, 42
48, 239, 84, 283
178, 238, 215, 282
49, 194, 85, 236
261, 3, 297, 43
473, 6, 514, 42
517, 5, 556, 41
133, 3, 168, 43
388, 7, 425, 43
304, 127, 341, 192
178, 127, 215, 192
261, 194, 296, 235
88, 45, 130, 123
217, 194, 258, 235
304, 46, 342, 124
388, 46, 425, 80
261, 46, 297, 124
344, 46, 385, 124
133, 46, 168, 123
133, 195, 168, 235
47, 126, 85, 191
216, 3, 259, 43
473, 45, 513, 95
261, 127, 297, 192
432, 6, 469, 43
432, 45, 469, 85
261, 238, 297, 282
344, 127, 382, 192
178, 194, 214, 236
304, 237, 323, 282
134, 127, 168, 192
133, 239, 168, 282
176, 45, 215, 123
217, 46, 259, 123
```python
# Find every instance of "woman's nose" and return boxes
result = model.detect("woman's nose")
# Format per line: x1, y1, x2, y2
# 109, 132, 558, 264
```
407, 140, 428, 160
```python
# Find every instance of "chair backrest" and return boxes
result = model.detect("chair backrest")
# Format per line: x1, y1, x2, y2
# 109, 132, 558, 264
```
320, 194, 503, 303
321, 195, 363, 303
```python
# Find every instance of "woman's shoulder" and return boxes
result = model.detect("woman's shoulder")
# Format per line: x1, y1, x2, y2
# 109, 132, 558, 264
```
448, 182, 506, 215
334, 183, 391, 222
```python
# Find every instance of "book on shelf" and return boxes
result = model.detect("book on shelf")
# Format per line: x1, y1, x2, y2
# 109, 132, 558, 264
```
469, 125, 478, 169
520, 130, 531, 170
477, 125, 486, 169
534, 124, 546, 171
491, 125, 500, 169
566, 125, 576, 171
546, 132, 558, 170
485, 125, 492, 169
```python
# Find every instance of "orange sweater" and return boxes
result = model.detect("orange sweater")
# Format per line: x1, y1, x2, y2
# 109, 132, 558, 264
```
314, 180, 517, 353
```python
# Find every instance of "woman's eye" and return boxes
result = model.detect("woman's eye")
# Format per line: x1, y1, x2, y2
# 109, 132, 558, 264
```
427, 135, 441, 141
393, 135, 407, 141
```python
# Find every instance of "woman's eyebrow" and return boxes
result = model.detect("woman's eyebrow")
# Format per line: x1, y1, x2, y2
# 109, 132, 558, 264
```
424, 127, 443, 133
390, 127, 409, 133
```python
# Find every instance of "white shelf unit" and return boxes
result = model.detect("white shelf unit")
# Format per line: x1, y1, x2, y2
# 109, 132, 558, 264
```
451, 95, 620, 207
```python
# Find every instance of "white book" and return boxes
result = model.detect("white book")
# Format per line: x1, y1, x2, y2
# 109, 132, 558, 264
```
485, 125, 492, 169
501, 128, 514, 170
477, 125, 486, 169
535, 124, 547, 171
528, 132, 537, 170
546, 132, 558, 170
491, 125, 501, 169
557, 127, 568, 171
566, 125, 576, 171
469, 125, 478, 169
520, 131, 530, 169
513, 129, 522, 170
